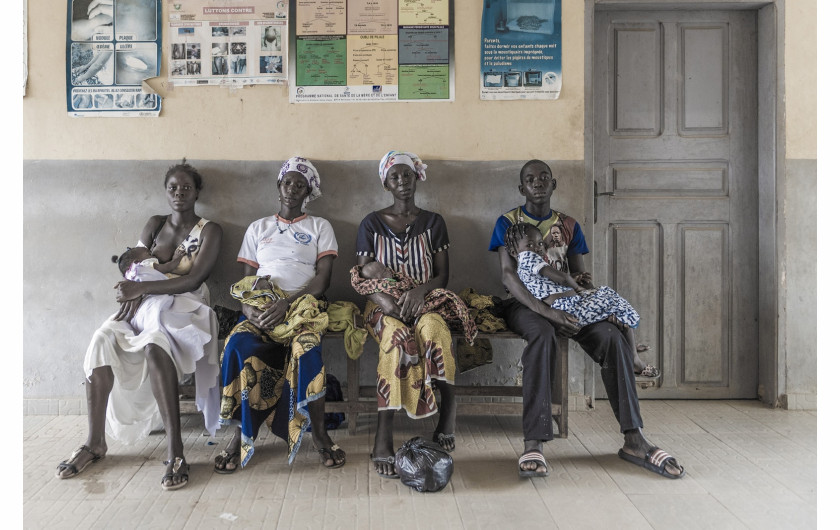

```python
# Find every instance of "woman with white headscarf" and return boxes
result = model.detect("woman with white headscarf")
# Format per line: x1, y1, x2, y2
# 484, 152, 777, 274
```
214, 157, 346, 473
354, 151, 458, 479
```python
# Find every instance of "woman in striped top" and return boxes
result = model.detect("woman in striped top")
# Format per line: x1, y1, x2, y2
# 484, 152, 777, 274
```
355, 151, 457, 479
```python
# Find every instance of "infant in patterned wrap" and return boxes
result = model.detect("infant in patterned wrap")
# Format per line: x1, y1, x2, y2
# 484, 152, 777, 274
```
504, 222, 659, 378
353, 262, 478, 344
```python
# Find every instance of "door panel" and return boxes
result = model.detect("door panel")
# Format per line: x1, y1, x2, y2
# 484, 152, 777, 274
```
594, 9, 758, 398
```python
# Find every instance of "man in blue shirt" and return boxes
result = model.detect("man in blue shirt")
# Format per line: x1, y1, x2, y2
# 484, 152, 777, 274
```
489, 159, 685, 479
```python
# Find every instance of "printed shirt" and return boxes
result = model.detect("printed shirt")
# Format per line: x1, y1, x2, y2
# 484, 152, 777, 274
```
356, 209, 449, 284
238, 214, 338, 295
488, 206, 589, 272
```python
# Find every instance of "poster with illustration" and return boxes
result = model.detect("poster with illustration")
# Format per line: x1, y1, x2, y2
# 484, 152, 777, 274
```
67, 0, 162, 117
480, 0, 562, 100
290, 0, 454, 103
166, 1, 289, 86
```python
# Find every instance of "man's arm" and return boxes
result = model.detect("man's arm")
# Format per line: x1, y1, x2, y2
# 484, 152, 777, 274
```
497, 248, 580, 336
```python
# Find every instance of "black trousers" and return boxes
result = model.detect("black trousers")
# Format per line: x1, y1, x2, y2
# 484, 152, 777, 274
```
502, 298, 644, 441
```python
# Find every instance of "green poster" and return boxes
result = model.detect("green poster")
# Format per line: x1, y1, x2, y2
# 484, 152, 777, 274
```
296, 36, 347, 86
398, 64, 449, 99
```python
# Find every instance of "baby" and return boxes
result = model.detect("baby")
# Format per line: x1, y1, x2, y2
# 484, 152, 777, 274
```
113, 245, 185, 280
359, 261, 396, 282
110, 245, 191, 334
504, 223, 659, 378
352, 261, 478, 343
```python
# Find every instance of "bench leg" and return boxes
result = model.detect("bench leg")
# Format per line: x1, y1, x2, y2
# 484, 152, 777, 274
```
551, 338, 569, 438
346, 353, 359, 436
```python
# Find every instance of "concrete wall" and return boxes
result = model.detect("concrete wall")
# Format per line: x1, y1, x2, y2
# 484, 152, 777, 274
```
22, 0, 817, 411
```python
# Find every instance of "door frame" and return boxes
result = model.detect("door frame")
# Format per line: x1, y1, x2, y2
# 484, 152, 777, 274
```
583, 0, 786, 405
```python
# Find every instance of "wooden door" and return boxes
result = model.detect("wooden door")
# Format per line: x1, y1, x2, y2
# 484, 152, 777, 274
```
593, 9, 758, 398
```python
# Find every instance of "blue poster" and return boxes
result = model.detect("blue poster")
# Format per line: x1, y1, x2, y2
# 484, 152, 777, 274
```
67, 0, 162, 117
480, 0, 561, 100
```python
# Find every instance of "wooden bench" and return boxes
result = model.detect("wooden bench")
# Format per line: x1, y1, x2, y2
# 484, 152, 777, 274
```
181, 330, 569, 439
322, 330, 568, 438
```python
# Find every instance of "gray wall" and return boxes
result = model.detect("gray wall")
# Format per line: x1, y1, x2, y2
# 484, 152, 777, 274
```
23, 159, 590, 411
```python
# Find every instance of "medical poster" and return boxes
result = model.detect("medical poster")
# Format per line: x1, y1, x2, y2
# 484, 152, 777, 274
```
290, 0, 454, 103
166, 1, 288, 86
480, 0, 562, 100
67, 0, 162, 117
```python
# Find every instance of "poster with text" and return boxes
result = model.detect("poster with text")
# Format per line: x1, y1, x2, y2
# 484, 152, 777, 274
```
480, 0, 561, 100
67, 0, 162, 117
166, 1, 288, 86
290, 0, 454, 103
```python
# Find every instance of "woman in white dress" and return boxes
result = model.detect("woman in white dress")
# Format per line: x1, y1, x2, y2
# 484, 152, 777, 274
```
55, 160, 223, 491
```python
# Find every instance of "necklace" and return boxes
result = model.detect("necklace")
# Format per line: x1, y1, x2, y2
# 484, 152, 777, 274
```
275, 216, 297, 235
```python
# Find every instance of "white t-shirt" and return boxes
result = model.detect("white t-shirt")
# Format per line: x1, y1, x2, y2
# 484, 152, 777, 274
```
237, 214, 338, 295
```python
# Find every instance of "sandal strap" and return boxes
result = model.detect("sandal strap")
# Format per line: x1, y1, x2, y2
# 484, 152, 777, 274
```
647, 448, 674, 467
518, 452, 547, 465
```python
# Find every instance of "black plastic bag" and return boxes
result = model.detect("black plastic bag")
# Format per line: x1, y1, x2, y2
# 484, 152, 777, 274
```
394, 437, 453, 492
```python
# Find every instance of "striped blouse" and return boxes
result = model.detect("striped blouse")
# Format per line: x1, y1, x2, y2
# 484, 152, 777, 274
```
356, 209, 449, 284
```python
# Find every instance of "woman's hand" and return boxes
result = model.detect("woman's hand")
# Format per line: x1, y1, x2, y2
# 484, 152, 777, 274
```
378, 295, 403, 321
252, 298, 290, 331
114, 280, 146, 302
113, 298, 143, 322
398, 286, 427, 321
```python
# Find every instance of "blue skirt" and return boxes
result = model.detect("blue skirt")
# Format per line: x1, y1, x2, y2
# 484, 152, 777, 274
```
219, 315, 326, 466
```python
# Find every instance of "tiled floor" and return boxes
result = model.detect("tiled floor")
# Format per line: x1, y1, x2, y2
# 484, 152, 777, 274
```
24, 400, 816, 529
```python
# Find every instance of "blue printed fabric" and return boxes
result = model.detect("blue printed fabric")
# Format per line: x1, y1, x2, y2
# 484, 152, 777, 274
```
516, 250, 640, 329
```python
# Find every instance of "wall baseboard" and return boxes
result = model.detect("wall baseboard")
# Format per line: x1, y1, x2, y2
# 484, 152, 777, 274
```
780, 393, 817, 411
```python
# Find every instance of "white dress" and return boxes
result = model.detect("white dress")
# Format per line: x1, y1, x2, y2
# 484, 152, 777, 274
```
83, 219, 220, 444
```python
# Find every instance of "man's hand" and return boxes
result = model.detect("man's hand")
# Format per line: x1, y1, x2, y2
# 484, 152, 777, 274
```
542, 307, 581, 337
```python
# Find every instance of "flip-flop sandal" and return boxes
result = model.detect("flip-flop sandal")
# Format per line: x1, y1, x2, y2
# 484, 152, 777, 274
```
213, 450, 240, 474
317, 444, 346, 469
618, 447, 685, 479
432, 431, 455, 452
161, 457, 190, 491
635, 364, 661, 378
370, 453, 399, 479
518, 451, 549, 478
55, 445, 103, 479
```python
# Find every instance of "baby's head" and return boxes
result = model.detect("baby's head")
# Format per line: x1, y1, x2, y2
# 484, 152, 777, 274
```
112, 246, 153, 275
504, 223, 546, 259
360, 261, 394, 280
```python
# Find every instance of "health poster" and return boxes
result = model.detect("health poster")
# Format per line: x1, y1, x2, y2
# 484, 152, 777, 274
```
166, 1, 289, 86
480, 0, 562, 101
290, 0, 453, 103
67, 0, 162, 117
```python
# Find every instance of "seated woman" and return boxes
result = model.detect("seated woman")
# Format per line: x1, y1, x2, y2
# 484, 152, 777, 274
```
355, 150, 457, 479
55, 160, 223, 491
214, 156, 346, 473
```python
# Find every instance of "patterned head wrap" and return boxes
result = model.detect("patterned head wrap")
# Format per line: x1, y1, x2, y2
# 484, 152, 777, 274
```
378, 150, 427, 189
278, 156, 322, 205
